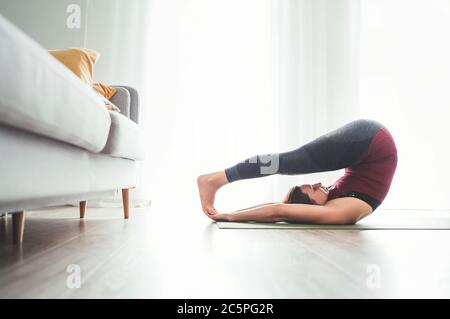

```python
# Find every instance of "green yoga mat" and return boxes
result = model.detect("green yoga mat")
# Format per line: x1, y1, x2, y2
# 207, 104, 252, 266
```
216, 212, 450, 230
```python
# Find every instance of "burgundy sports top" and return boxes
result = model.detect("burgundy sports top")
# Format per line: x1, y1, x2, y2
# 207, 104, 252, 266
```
327, 127, 398, 210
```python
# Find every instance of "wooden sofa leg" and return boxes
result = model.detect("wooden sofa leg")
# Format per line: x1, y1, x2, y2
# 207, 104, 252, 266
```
12, 211, 25, 244
122, 188, 130, 219
80, 201, 87, 219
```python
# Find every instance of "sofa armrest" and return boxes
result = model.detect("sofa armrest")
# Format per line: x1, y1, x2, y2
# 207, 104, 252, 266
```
110, 85, 140, 124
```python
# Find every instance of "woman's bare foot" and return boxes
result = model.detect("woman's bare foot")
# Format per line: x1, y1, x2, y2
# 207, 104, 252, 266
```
197, 171, 229, 215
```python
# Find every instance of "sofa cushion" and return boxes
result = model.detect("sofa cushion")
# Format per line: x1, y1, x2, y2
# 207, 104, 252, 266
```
93, 82, 117, 100
101, 111, 146, 160
0, 14, 111, 153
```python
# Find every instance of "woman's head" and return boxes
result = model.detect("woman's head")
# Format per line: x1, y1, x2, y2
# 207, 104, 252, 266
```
285, 183, 329, 205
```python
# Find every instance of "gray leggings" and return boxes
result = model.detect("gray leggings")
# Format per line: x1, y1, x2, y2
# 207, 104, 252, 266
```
225, 119, 384, 182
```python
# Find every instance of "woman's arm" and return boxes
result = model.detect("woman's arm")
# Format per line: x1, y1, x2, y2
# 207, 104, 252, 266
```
235, 202, 278, 212
210, 203, 336, 223
205, 202, 277, 218
211, 203, 285, 223
211, 199, 369, 225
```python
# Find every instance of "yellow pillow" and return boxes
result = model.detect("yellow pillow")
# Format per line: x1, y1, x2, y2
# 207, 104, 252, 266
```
93, 82, 120, 111
49, 48, 98, 84
93, 82, 117, 100
49, 48, 120, 112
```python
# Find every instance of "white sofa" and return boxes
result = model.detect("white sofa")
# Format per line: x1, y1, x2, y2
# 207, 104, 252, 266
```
0, 14, 145, 243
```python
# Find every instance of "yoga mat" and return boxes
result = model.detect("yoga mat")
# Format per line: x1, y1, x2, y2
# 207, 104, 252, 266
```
216, 212, 450, 230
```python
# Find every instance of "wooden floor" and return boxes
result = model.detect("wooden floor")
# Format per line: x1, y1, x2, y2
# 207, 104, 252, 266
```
1, 203, 450, 298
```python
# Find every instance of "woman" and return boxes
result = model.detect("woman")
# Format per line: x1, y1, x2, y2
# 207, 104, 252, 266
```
197, 119, 398, 224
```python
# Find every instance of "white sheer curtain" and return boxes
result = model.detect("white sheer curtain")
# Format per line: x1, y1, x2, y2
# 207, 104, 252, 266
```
89, 0, 450, 210
141, 0, 277, 210
139, 0, 361, 210
88, 0, 370, 210
272, 0, 361, 200
359, 0, 450, 210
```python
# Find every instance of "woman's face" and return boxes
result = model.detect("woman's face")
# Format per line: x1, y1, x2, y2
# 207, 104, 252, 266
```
300, 183, 329, 205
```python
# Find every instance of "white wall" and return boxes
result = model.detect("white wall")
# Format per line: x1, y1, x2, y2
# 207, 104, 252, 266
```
0, 0, 149, 85
0, 0, 86, 48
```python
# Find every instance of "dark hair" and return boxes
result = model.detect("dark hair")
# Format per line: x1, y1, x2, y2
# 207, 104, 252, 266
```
286, 186, 313, 205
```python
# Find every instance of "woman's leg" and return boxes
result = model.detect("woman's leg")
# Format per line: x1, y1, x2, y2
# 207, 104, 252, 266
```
224, 119, 383, 182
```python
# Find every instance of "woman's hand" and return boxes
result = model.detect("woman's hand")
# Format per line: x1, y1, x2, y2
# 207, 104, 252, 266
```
209, 212, 233, 222
203, 206, 233, 221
